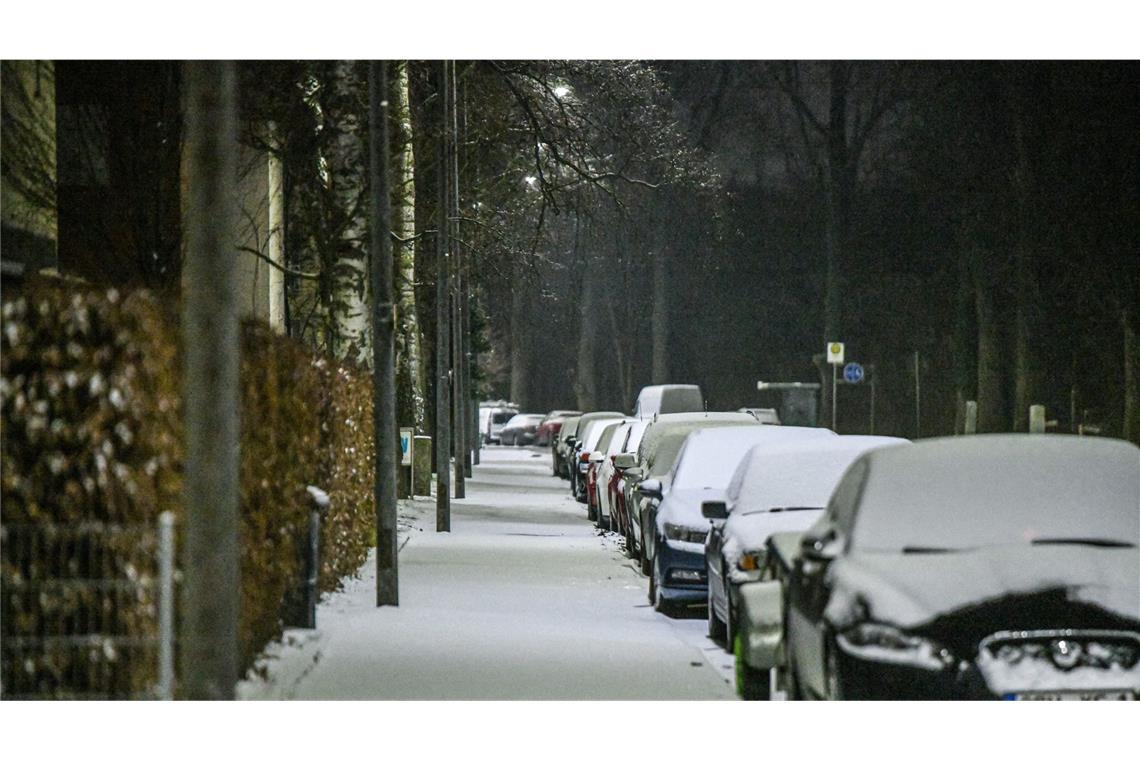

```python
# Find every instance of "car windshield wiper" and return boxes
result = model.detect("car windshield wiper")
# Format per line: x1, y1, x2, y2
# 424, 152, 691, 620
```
765, 506, 824, 513
1030, 537, 1136, 548
901, 545, 958, 554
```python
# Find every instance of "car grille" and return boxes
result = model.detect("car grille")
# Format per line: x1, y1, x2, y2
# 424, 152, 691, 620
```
976, 629, 1140, 695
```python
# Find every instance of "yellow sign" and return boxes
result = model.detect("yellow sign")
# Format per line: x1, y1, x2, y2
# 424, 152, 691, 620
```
826, 342, 845, 365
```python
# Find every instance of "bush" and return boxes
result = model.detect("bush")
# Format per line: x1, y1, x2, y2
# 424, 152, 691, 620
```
1, 277, 378, 697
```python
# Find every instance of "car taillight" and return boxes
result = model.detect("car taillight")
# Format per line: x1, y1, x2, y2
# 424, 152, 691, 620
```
580, 452, 590, 462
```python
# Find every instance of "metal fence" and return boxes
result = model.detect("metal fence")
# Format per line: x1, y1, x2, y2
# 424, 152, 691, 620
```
1, 512, 175, 699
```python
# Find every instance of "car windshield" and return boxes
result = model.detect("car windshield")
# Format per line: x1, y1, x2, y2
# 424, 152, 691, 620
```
647, 434, 687, 477
672, 426, 837, 491
851, 437, 1140, 553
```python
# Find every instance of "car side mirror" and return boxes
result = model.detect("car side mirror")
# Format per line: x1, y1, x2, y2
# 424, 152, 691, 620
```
638, 478, 663, 500
588, 451, 603, 463
800, 526, 842, 563
625, 466, 644, 479
614, 452, 637, 470
701, 501, 728, 520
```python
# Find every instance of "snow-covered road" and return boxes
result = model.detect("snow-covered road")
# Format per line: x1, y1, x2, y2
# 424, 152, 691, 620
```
239, 446, 736, 699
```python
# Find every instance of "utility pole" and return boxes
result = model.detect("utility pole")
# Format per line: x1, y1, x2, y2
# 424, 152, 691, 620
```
451, 63, 466, 500
435, 60, 452, 532
369, 61, 398, 606
458, 65, 473, 481
181, 61, 240, 699
914, 349, 922, 439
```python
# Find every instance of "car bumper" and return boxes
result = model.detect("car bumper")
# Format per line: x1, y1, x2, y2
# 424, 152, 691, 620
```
657, 539, 708, 601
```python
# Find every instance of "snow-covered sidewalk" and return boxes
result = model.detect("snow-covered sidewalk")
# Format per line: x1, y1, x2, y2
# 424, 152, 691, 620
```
238, 446, 734, 699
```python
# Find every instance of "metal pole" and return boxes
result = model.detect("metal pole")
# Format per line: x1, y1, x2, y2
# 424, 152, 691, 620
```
157, 511, 174, 700
181, 60, 240, 700
914, 350, 921, 439
831, 363, 838, 432
435, 60, 452, 532
368, 60, 398, 606
869, 365, 876, 435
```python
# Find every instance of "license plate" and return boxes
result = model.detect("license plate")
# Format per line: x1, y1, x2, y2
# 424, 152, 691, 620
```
1005, 691, 1136, 701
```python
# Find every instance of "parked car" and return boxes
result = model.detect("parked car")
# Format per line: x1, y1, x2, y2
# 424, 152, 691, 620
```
481, 401, 519, 444
499, 413, 545, 446
702, 435, 908, 699
597, 419, 650, 548
645, 424, 835, 616
577, 417, 626, 509
536, 410, 581, 446
568, 412, 625, 499
586, 421, 626, 526
783, 435, 1140, 700
552, 415, 581, 477
738, 407, 781, 425
625, 412, 759, 576
633, 384, 704, 419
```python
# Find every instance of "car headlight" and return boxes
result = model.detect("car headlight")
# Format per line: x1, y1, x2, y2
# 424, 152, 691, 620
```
663, 522, 707, 544
737, 551, 764, 571
836, 623, 955, 671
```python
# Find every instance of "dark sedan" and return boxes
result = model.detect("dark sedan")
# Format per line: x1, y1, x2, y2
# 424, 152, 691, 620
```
783, 435, 1140, 700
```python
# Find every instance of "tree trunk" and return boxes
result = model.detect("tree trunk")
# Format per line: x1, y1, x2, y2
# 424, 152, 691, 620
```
820, 62, 851, 429
973, 249, 1006, 433
651, 250, 668, 384
508, 268, 529, 409
181, 60, 240, 700
1008, 68, 1039, 431
391, 61, 425, 430
368, 61, 398, 606
266, 122, 286, 334
434, 61, 451, 531
576, 264, 599, 411
1124, 305, 1139, 445
327, 60, 370, 364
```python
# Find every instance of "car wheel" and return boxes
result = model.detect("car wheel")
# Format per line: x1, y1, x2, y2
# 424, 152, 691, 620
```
623, 521, 637, 559
723, 588, 735, 654
638, 517, 652, 576
707, 587, 727, 642
734, 630, 772, 701
825, 639, 845, 701
651, 555, 673, 616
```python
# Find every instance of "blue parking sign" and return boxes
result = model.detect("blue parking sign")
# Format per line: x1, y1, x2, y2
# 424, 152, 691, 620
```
843, 362, 864, 384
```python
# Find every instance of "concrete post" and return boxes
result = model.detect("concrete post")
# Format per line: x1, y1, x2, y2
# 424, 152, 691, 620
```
1029, 404, 1046, 434
964, 400, 978, 435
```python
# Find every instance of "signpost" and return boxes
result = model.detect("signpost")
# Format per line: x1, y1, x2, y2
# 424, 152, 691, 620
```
843, 362, 864, 384
826, 342, 844, 431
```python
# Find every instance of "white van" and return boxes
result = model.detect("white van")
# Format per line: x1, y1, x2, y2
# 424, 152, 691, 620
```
632, 384, 704, 419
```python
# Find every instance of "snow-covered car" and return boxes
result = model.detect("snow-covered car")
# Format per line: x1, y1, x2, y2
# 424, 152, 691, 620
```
702, 435, 908, 699
784, 434, 1140, 700
597, 419, 650, 546
580, 417, 627, 513
647, 424, 835, 616
569, 412, 625, 501
586, 421, 627, 527
738, 407, 781, 424
482, 403, 519, 444
552, 415, 581, 477
498, 413, 545, 446
632, 384, 704, 419
536, 409, 581, 446
627, 412, 759, 570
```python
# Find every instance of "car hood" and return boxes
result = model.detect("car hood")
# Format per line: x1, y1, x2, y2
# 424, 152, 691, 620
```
825, 544, 1140, 630
722, 509, 823, 573
657, 487, 724, 532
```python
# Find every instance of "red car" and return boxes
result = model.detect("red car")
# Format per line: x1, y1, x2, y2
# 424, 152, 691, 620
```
536, 410, 581, 446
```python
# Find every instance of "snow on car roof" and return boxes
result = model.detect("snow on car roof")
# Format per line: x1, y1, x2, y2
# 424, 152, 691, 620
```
582, 417, 626, 452
727, 435, 908, 513
502, 413, 544, 429
673, 425, 839, 491
851, 434, 1140, 552
636, 412, 758, 465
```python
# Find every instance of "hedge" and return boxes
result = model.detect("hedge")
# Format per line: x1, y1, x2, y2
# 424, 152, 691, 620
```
1, 277, 376, 697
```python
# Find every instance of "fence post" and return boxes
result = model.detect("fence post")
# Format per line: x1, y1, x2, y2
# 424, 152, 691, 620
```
964, 401, 978, 435
1029, 405, 1046, 434
157, 511, 175, 700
